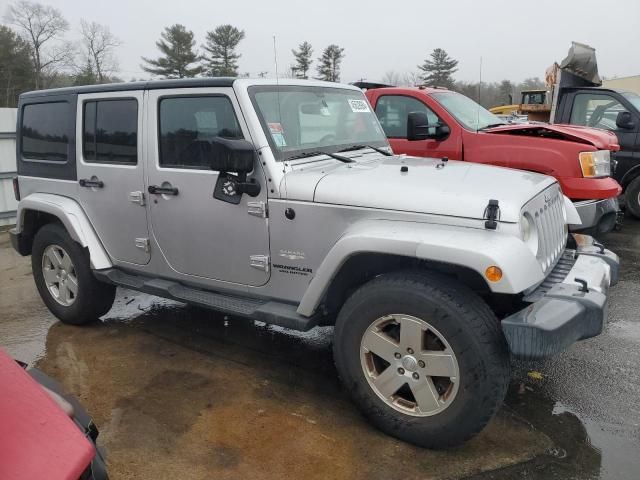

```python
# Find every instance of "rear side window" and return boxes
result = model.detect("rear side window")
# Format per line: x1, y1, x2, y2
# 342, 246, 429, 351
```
83, 99, 138, 164
21, 102, 70, 161
158, 96, 243, 169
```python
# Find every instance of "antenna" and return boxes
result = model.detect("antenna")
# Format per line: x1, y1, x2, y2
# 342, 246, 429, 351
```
476, 56, 482, 133
273, 35, 288, 203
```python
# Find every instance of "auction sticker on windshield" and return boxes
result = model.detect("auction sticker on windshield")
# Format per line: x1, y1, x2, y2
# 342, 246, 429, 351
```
268, 122, 287, 147
348, 99, 370, 113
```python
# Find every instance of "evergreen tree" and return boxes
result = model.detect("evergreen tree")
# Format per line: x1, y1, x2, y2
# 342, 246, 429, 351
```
292, 41, 313, 79
141, 24, 202, 78
0, 25, 34, 106
202, 24, 245, 77
499, 79, 514, 104
418, 48, 458, 88
316, 44, 344, 82
73, 57, 97, 85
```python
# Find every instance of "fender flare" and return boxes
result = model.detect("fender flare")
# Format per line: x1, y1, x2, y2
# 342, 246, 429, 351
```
296, 220, 544, 316
15, 193, 112, 269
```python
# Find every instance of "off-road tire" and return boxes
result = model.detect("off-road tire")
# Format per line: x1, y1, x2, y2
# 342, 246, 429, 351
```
333, 270, 511, 449
625, 176, 640, 219
32, 223, 116, 325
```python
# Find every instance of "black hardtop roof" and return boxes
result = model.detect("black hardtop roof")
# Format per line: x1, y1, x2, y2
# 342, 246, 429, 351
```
20, 77, 237, 99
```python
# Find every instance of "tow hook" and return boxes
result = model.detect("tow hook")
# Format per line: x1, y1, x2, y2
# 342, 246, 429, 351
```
574, 278, 589, 293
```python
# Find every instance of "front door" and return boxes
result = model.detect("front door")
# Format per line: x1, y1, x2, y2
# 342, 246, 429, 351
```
372, 94, 459, 159
145, 88, 270, 286
76, 91, 150, 265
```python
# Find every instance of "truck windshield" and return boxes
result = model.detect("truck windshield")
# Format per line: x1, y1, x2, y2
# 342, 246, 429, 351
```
431, 91, 505, 131
249, 85, 388, 162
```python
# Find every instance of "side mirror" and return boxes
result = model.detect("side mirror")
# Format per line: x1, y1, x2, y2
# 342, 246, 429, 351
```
210, 137, 255, 174
407, 111, 449, 141
407, 112, 431, 141
211, 137, 261, 204
616, 111, 635, 130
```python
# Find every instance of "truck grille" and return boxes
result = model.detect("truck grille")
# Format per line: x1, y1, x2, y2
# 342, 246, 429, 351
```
523, 184, 567, 275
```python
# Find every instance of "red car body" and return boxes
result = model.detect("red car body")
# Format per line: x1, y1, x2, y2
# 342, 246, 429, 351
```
364, 86, 622, 201
0, 348, 97, 480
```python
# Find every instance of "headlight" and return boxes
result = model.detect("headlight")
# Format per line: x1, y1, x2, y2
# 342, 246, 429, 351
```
520, 213, 539, 256
579, 150, 611, 178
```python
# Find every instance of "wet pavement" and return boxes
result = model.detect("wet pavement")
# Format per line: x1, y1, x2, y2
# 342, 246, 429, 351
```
0, 219, 639, 479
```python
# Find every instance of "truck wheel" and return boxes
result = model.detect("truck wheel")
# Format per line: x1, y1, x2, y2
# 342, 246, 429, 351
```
32, 223, 115, 325
333, 271, 510, 449
625, 177, 640, 219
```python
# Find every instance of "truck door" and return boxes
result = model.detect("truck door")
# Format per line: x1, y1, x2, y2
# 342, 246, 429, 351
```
371, 94, 459, 159
145, 88, 270, 286
76, 91, 150, 265
565, 91, 640, 183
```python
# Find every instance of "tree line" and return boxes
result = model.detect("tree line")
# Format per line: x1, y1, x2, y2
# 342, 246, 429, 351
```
0, 0, 544, 109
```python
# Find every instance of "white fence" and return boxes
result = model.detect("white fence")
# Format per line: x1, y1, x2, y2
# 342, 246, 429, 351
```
0, 108, 17, 227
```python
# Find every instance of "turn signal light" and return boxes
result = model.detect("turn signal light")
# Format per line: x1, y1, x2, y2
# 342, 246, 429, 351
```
485, 266, 503, 282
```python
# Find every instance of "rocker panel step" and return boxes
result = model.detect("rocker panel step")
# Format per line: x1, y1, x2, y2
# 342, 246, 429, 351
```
94, 268, 318, 332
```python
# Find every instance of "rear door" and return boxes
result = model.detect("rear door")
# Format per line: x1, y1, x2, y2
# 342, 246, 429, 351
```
76, 91, 150, 265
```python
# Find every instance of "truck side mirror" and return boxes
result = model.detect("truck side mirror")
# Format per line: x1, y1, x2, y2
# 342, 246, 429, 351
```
210, 137, 256, 174
407, 112, 450, 141
616, 111, 635, 130
407, 112, 432, 141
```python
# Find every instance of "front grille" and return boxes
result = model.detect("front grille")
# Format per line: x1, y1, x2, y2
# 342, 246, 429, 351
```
523, 184, 567, 275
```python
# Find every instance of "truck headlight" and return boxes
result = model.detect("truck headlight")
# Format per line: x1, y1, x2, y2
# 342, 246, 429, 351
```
579, 150, 611, 178
520, 213, 538, 256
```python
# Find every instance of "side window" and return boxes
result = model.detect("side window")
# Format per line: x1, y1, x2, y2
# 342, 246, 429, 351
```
570, 93, 626, 131
159, 96, 243, 169
375, 95, 439, 138
21, 102, 70, 161
83, 99, 137, 164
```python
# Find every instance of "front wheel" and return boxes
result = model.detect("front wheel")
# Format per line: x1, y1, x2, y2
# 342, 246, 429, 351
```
333, 271, 510, 449
625, 176, 640, 219
32, 223, 116, 325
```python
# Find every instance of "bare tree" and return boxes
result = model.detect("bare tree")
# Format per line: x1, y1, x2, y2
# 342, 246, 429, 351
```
381, 70, 401, 86
78, 19, 121, 83
401, 71, 421, 87
5, 0, 73, 88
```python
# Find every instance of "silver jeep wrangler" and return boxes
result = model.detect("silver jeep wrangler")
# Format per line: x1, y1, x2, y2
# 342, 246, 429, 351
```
10, 78, 619, 448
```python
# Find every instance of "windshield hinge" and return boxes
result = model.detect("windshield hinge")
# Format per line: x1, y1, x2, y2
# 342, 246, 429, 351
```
483, 200, 500, 230
248, 201, 268, 218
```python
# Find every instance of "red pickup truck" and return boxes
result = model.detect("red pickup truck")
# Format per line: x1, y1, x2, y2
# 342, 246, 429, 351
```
361, 83, 622, 234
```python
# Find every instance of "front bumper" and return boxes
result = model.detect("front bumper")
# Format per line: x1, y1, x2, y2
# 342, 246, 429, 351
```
501, 234, 619, 360
571, 197, 619, 234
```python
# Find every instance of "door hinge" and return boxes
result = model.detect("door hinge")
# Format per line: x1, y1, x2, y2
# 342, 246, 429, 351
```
247, 201, 268, 218
129, 191, 145, 206
249, 255, 270, 273
135, 238, 150, 253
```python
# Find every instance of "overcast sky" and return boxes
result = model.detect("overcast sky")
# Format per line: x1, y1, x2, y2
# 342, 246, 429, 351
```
2, 0, 639, 83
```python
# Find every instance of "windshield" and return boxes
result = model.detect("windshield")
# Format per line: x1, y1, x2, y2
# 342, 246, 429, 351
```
431, 91, 505, 131
249, 85, 388, 161
622, 92, 640, 112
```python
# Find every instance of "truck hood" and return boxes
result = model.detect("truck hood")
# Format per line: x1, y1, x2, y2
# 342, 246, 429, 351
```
283, 155, 556, 223
483, 123, 620, 151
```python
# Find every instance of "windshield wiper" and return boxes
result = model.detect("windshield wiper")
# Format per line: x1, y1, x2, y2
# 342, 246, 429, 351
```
287, 150, 355, 163
479, 123, 506, 130
338, 144, 393, 156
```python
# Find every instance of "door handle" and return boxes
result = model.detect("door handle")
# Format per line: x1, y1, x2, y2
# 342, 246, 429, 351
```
148, 185, 179, 196
79, 178, 104, 188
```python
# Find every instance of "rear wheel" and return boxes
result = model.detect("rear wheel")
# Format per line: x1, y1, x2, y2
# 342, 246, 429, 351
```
32, 223, 115, 325
625, 176, 640, 219
333, 271, 510, 449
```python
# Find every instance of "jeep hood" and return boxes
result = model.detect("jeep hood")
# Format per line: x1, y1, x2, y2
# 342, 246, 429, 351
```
282, 156, 557, 223
483, 123, 620, 151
